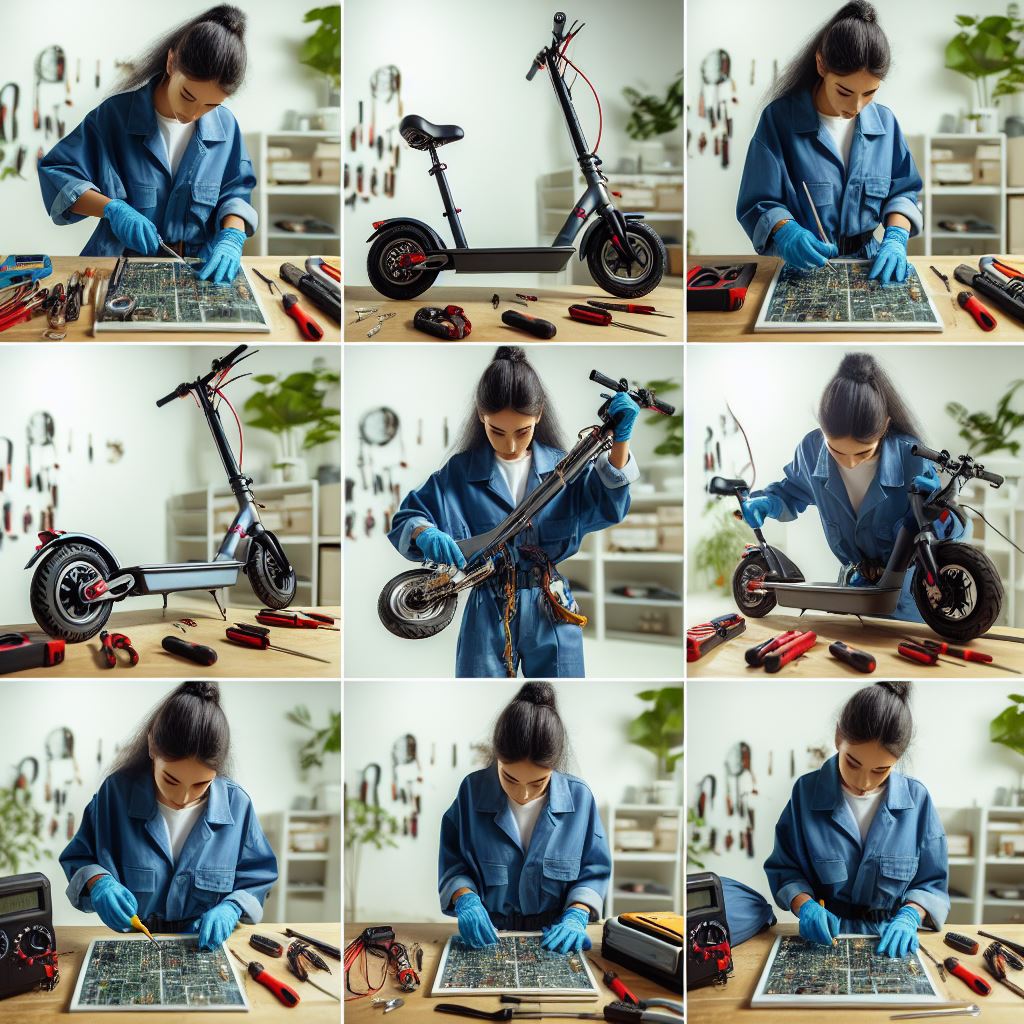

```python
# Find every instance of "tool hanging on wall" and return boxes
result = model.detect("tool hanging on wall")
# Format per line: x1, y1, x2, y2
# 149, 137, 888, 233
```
33, 46, 67, 133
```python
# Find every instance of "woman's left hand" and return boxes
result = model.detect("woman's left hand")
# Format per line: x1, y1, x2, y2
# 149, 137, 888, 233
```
191, 900, 242, 950
876, 905, 921, 959
197, 227, 247, 286
868, 226, 910, 286
540, 906, 592, 954
607, 392, 640, 442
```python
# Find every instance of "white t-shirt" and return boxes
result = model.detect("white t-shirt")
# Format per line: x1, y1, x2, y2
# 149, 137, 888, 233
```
837, 456, 879, 515
819, 112, 857, 168
496, 451, 533, 505
156, 112, 196, 175
842, 784, 886, 842
157, 797, 208, 863
508, 794, 547, 851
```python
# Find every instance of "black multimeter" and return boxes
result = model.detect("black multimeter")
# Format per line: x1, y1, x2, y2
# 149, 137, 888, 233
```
0, 873, 58, 1000
686, 871, 732, 990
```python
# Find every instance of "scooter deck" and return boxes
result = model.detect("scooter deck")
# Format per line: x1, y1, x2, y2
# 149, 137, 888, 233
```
130, 561, 243, 595
430, 246, 575, 273
768, 581, 903, 617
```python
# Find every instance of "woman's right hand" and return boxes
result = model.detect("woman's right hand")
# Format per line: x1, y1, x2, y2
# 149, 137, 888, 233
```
414, 527, 467, 568
89, 874, 138, 933
797, 899, 841, 946
772, 220, 837, 272
102, 199, 160, 256
741, 494, 783, 529
454, 891, 499, 948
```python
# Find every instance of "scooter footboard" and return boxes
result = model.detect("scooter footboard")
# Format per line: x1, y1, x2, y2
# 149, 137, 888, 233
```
131, 561, 243, 595
768, 582, 903, 617
441, 247, 575, 273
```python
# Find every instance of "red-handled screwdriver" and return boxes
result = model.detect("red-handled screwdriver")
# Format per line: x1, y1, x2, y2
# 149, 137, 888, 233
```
763, 631, 816, 673
230, 947, 300, 1007
256, 609, 339, 631
944, 956, 993, 996
585, 299, 674, 318
897, 641, 966, 667
298, 611, 338, 628
226, 623, 331, 664
567, 304, 666, 337
957, 291, 997, 331
828, 641, 876, 673
903, 636, 992, 664
588, 957, 639, 1005
282, 294, 323, 341
745, 631, 801, 667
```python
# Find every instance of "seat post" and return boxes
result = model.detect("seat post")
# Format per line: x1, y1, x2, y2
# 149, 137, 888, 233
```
427, 143, 468, 248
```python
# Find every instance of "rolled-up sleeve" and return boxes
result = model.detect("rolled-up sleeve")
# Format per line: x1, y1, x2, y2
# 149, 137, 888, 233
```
737, 114, 793, 254
756, 444, 816, 522
564, 795, 611, 920
390, 470, 450, 561
764, 787, 815, 913
226, 805, 278, 923
38, 111, 109, 225
881, 120, 923, 237
439, 794, 478, 915
214, 127, 258, 235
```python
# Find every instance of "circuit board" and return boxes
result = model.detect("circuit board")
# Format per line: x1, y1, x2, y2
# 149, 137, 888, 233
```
95, 258, 270, 333
431, 933, 599, 999
69, 935, 249, 1012
751, 934, 944, 1008
754, 260, 943, 332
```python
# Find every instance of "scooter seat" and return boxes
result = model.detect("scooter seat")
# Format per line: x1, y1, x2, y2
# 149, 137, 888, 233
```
400, 114, 465, 150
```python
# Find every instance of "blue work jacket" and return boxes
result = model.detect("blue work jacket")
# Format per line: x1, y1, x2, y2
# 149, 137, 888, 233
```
439, 766, 611, 928
737, 90, 922, 258
754, 430, 966, 621
765, 755, 949, 932
60, 772, 277, 927
38, 75, 257, 257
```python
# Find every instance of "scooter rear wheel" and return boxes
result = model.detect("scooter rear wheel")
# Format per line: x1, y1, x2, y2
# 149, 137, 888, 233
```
587, 219, 666, 299
367, 225, 440, 300
248, 535, 297, 609
731, 553, 777, 618
30, 543, 114, 642
911, 541, 1003, 642
378, 569, 458, 639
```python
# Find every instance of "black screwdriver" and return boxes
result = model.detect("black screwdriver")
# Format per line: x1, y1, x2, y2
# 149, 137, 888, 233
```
828, 641, 876, 673
162, 635, 218, 666
501, 309, 557, 339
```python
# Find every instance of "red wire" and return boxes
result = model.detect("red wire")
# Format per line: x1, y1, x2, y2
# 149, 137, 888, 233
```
559, 51, 602, 153
214, 387, 244, 469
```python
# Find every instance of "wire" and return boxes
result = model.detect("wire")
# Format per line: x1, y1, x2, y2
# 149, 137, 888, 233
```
559, 51, 602, 153
959, 502, 1024, 555
213, 386, 244, 469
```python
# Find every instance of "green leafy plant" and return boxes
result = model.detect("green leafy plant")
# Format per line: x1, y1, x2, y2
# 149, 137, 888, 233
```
0, 786, 47, 875
627, 688, 683, 776
643, 379, 682, 457
945, 14, 1024, 106
300, 6, 341, 90
286, 705, 341, 772
991, 693, 1024, 757
345, 797, 401, 919
696, 501, 747, 591
623, 73, 683, 140
946, 379, 1024, 456
244, 369, 340, 463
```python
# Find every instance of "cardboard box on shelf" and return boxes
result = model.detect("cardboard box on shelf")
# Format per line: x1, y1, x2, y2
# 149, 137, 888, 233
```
1010, 136, 1024, 187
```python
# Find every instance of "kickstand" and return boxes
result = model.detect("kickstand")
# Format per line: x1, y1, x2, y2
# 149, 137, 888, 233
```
161, 594, 168, 614
209, 589, 227, 620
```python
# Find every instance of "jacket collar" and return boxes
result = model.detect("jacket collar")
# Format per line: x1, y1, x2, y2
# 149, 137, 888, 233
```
809, 754, 914, 813
126, 75, 227, 143
475, 763, 575, 814
465, 441, 562, 484
127, 773, 235, 825
791, 88, 886, 137
811, 431, 906, 488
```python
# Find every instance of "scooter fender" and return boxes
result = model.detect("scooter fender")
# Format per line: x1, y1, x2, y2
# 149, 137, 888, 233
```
365, 217, 447, 251
578, 212, 645, 262
742, 543, 805, 583
24, 531, 121, 573
247, 527, 294, 575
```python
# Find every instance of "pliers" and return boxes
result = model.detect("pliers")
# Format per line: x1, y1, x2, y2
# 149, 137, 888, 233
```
99, 630, 138, 668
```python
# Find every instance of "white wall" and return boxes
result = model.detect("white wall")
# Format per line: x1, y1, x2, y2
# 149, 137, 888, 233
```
686, 0, 1024, 254
344, 0, 684, 285
0, 0, 334, 253
343, 343, 682, 677
687, 678, 1024, 922
344, 678, 683, 922
0, 345, 339, 625
1, 678, 340, 926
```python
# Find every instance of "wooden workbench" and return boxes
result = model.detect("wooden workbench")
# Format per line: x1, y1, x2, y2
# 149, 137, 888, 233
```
343, 922, 681, 1021
0, 257, 340, 343
0, 923, 341, 1022
687, 255, 1024, 341
344, 284, 683, 342
1, 603, 340, 678
688, 924, 1024, 1022
687, 610, 1024, 678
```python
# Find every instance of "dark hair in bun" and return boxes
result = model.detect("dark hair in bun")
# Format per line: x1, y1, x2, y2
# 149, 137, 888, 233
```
491, 681, 568, 771
837, 681, 913, 758
818, 352, 922, 443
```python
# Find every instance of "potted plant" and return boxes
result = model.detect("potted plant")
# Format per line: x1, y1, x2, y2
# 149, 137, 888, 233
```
643, 379, 682, 458
287, 705, 341, 811
627, 687, 683, 805
695, 501, 748, 591
946, 379, 1024, 456
991, 693, 1024, 805
344, 797, 400, 921
623, 72, 683, 167
300, 5, 341, 110
0, 786, 47, 875
244, 368, 340, 483
945, 14, 1024, 131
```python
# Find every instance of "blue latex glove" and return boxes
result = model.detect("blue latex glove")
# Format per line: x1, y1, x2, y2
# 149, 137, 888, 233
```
868, 226, 910, 285
541, 907, 592, 954
772, 220, 838, 271
89, 874, 138, 933
876, 905, 921, 959
607, 392, 640, 442
454, 892, 499, 948
740, 494, 783, 529
848, 570, 872, 587
912, 474, 938, 498
102, 199, 160, 256
197, 227, 246, 285
190, 900, 242, 951
798, 900, 841, 946
414, 526, 466, 568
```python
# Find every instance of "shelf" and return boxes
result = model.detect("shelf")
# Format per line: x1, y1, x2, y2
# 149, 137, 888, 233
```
613, 804, 683, 814
266, 130, 341, 139
604, 552, 683, 563
606, 629, 680, 645
266, 231, 340, 240
932, 231, 1000, 239
611, 852, 679, 862
265, 185, 340, 196
929, 186, 1001, 195
948, 856, 976, 865
984, 897, 1024, 906
286, 852, 330, 861
605, 595, 683, 608
628, 492, 685, 504
613, 892, 676, 902
949, 897, 975, 905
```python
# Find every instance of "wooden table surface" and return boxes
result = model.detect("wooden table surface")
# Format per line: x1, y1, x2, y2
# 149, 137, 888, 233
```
689, 923, 1024, 1022
0, 923, 341, 1022
1, 603, 340, 678
343, 922, 681, 1022
687, 610, 1024, 678
344, 284, 683, 342
686, 255, 1024, 341
0, 257, 340, 343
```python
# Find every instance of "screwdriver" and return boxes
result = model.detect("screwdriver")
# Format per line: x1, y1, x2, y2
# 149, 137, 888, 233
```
226, 623, 331, 664
298, 611, 338, 628
130, 914, 159, 945
897, 641, 966, 667
230, 947, 300, 1007
585, 299, 674, 318
958, 291, 997, 331
157, 239, 193, 272
162, 635, 218, 666
828, 640, 876, 673
763, 630, 816, 673
944, 957, 992, 996
983, 944, 1024, 999
587, 957, 639, 1005
567, 303, 666, 337
903, 636, 992, 664
256, 609, 339, 631
501, 309, 557, 339
745, 630, 801, 667
919, 943, 946, 982
282, 294, 323, 341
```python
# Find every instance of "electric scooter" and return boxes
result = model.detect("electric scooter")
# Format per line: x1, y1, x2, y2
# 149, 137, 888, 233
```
26, 345, 297, 643
708, 444, 1005, 643
366, 11, 667, 301
377, 371, 675, 639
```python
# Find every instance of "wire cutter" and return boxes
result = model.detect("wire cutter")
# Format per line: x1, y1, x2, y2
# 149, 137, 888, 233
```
99, 630, 138, 668
686, 613, 746, 662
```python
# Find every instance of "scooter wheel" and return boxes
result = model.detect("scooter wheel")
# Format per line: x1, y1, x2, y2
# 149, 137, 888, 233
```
248, 536, 297, 609
378, 569, 458, 640
367, 225, 440, 300
911, 541, 1003, 642
29, 542, 114, 642
731, 553, 777, 618
587, 219, 666, 299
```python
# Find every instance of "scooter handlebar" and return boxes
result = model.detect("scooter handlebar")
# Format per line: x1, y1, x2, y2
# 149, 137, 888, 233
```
911, 443, 948, 465
156, 384, 188, 408
589, 369, 677, 415
526, 52, 545, 81
977, 467, 1005, 486
213, 344, 248, 372
552, 11, 567, 41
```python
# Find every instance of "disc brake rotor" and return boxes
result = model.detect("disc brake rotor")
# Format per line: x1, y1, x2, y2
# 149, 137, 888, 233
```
383, 239, 425, 283
55, 560, 103, 623
932, 563, 976, 620
600, 236, 653, 284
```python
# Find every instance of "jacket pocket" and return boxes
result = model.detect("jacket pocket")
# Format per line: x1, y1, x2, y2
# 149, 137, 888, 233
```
539, 517, 575, 545
122, 866, 157, 892
191, 180, 221, 208
541, 855, 581, 896
815, 857, 849, 893
127, 180, 158, 213
480, 860, 509, 889
861, 175, 891, 220
806, 181, 835, 210
194, 866, 235, 893
876, 854, 918, 899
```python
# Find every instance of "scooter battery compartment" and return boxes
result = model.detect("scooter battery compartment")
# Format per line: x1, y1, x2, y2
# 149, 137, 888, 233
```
769, 581, 902, 616
133, 562, 242, 594
441, 246, 575, 273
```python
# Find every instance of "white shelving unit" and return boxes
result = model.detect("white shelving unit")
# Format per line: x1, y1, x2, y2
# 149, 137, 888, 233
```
262, 810, 342, 923
605, 803, 683, 917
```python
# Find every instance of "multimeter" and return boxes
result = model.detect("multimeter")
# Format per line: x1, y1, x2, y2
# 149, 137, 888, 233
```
0, 873, 59, 1000
686, 871, 732, 990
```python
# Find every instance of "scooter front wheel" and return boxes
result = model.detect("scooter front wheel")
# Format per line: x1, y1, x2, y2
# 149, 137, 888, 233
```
30, 543, 114, 642
378, 569, 458, 639
731, 553, 778, 618
367, 225, 440, 300
911, 542, 1003, 642
247, 534, 297, 609
587, 219, 666, 299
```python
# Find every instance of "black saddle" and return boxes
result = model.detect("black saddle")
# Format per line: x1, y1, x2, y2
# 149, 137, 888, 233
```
400, 114, 464, 150
707, 476, 749, 496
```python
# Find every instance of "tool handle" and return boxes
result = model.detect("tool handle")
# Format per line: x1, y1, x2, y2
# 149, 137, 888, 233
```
950, 646, 992, 664
828, 641, 876, 673
256, 609, 318, 629
608, 974, 640, 1005
250, 934, 284, 957
249, 963, 300, 1006
897, 641, 937, 665
161, 635, 218, 666
300, 611, 336, 626
282, 294, 324, 341
226, 626, 269, 650
763, 631, 816, 673
945, 958, 992, 996
957, 291, 997, 331
569, 303, 611, 326
436, 1004, 512, 1020
501, 309, 557, 339
589, 300, 656, 314
744, 631, 799, 667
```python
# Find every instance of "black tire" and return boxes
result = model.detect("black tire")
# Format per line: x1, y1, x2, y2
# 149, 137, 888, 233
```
731, 553, 778, 618
911, 541, 1003, 642
30, 543, 114, 642
586, 219, 666, 298
247, 535, 297, 609
378, 569, 458, 639
367, 225, 440, 300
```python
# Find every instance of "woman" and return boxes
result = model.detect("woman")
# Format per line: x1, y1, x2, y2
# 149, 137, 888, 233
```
736, 2, 921, 284
61, 681, 277, 949
765, 682, 949, 957
740, 352, 965, 622
38, 5, 254, 284
438, 681, 610, 952
388, 346, 640, 677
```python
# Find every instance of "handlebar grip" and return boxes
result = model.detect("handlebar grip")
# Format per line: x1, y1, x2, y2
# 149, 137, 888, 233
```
156, 385, 187, 408
526, 52, 544, 81
590, 370, 626, 391
502, 309, 556, 338
650, 394, 676, 415
910, 443, 948, 464
214, 344, 247, 371
552, 11, 566, 40
977, 468, 1004, 486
